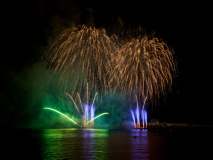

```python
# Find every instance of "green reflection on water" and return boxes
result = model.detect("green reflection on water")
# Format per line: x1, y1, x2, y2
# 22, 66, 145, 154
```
41, 128, 109, 159
93, 129, 109, 159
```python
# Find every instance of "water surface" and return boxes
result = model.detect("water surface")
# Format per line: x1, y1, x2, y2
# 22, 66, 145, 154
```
3, 128, 212, 159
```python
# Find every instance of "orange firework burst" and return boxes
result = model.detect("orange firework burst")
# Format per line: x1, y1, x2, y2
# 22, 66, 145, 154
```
43, 25, 118, 97
109, 35, 176, 103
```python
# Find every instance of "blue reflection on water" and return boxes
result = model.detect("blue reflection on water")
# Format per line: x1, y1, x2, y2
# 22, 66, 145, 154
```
81, 129, 95, 159
130, 129, 149, 160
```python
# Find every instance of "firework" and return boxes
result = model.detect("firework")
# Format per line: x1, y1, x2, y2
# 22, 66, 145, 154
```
43, 25, 176, 106
43, 107, 78, 126
43, 25, 118, 97
43, 107, 109, 127
131, 110, 136, 128
66, 90, 98, 127
141, 109, 147, 128
66, 92, 80, 114
136, 96, 140, 128
66, 83, 108, 127
110, 35, 176, 102
131, 97, 148, 128
86, 113, 109, 124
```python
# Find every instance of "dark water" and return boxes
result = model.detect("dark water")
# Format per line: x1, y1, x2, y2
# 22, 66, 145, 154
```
2, 128, 212, 159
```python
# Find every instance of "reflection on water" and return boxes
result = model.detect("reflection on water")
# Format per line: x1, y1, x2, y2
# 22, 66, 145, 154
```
82, 129, 95, 159
130, 130, 149, 159
82, 129, 109, 159
41, 129, 79, 159
41, 129, 110, 159
7, 128, 210, 159
41, 129, 152, 160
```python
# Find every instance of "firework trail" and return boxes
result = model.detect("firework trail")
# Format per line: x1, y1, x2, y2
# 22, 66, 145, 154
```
142, 97, 147, 109
43, 25, 118, 97
43, 107, 79, 126
131, 110, 136, 128
77, 93, 84, 112
86, 113, 109, 124
110, 35, 176, 102
43, 107, 108, 127
66, 92, 80, 114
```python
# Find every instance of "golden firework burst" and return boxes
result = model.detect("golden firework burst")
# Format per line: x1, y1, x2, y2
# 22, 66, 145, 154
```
43, 25, 176, 104
43, 25, 118, 98
109, 35, 176, 103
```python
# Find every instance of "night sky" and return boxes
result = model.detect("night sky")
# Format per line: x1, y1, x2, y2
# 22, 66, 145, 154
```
2, 0, 212, 128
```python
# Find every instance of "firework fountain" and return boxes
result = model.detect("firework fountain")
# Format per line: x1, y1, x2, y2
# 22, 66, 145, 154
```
131, 96, 148, 129
43, 106, 109, 128
43, 83, 109, 128
66, 84, 104, 127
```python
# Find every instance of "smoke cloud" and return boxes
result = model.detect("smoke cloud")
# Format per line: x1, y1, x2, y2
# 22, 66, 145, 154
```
1, 60, 133, 129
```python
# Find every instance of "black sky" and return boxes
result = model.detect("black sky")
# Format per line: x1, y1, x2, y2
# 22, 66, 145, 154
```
2, 0, 213, 127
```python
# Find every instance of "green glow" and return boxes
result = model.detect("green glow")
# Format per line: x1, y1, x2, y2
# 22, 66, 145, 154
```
43, 107, 78, 126
86, 113, 109, 124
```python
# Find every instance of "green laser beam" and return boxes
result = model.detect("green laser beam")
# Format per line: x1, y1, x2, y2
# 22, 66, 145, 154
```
86, 112, 109, 124
43, 107, 78, 126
